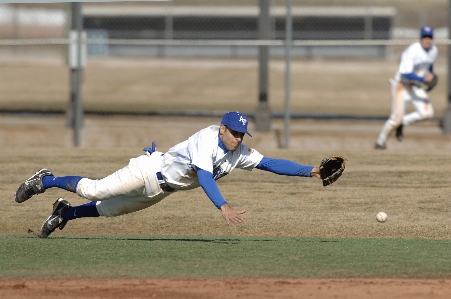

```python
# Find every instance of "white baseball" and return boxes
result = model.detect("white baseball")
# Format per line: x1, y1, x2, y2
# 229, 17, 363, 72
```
376, 212, 388, 223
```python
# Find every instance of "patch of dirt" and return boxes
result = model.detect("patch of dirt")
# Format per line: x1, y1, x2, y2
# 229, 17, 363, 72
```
2, 278, 451, 299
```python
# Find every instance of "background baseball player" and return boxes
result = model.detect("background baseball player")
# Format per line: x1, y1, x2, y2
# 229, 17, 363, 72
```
375, 26, 438, 149
15, 111, 345, 238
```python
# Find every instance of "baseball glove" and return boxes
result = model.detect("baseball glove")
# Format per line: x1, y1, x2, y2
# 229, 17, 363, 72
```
319, 156, 347, 187
424, 74, 438, 92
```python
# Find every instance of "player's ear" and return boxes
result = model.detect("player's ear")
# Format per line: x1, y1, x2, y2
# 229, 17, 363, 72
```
219, 124, 226, 135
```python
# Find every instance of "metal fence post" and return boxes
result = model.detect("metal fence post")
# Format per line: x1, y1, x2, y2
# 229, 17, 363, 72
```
68, 2, 84, 146
442, 0, 451, 134
255, 0, 271, 131
283, 0, 292, 149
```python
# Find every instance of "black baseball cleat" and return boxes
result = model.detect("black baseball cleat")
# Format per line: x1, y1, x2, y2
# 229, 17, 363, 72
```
395, 124, 404, 142
39, 198, 71, 238
15, 169, 53, 203
374, 143, 387, 150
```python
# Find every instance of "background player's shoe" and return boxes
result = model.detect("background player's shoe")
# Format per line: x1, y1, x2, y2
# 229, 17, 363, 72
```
374, 143, 386, 150
15, 168, 53, 203
38, 198, 71, 238
396, 124, 404, 142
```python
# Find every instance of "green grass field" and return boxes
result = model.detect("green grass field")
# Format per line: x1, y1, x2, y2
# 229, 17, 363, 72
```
2, 235, 451, 280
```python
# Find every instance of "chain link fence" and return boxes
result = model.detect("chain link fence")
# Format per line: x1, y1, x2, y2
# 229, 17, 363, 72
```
0, 0, 448, 119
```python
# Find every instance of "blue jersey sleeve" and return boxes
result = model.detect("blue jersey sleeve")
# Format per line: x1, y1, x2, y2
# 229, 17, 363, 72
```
196, 167, 228, 209
402, 72, 424, 82
256, 157, 313, 177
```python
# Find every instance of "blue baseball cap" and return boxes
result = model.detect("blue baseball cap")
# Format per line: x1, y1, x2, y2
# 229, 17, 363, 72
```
420, 26, 434, 38
221, 111, 252, 137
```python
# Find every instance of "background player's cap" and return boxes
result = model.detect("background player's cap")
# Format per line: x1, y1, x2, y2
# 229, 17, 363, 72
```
420, 26, 434, 38
221, 111, 252, 137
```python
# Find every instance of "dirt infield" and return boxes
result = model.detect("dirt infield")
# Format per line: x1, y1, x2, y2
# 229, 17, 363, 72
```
3, 278, 451, 299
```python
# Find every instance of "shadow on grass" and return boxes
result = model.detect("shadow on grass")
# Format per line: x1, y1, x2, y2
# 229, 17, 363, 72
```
22, 231, 340, 244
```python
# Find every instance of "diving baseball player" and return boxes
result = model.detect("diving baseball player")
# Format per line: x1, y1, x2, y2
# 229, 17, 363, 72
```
375, 26, 438, 149
15, 111, 334, 238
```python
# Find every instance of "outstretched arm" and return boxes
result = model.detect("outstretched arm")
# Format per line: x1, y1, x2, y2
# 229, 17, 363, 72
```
256, 157, 321, 179
196, 167, 246, 224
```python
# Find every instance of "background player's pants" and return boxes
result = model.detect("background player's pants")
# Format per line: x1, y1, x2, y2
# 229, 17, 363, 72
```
75, 154, 170, 217
376, 80, 434, 146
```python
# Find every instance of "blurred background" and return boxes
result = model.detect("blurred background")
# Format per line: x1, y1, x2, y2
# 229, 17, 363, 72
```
0, 0, 449, 148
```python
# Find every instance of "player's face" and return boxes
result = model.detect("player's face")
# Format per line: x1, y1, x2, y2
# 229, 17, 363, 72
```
420, 36, 433, 50
220, 124, 244, 151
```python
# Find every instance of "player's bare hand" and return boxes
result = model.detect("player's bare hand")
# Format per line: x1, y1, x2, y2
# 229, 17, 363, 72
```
424, 73, 435, 83
220, 204, 246, 224
310, 166, 322, 179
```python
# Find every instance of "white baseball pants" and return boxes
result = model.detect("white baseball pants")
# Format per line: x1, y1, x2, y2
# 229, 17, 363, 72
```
376, 80, 434, 146
75, 153, 171, 217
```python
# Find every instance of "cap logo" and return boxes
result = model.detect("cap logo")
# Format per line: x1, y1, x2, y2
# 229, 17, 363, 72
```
239, 115, 247, 125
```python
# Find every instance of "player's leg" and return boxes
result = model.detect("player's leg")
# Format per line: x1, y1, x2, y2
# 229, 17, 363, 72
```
15, 154, 158, 203
14, 169, 79, 203
38, 193, 169, 238
75, 154, 164, 202
36, 154, 169, 238
15, 167, 138, 204
70, 155, 167, 217
33, 162, 145, 237
35, 170, 132, 238
375, 81, 406, 149
403, 86, 434, 125
93, 193, 169, 217
394, 85, 417, 142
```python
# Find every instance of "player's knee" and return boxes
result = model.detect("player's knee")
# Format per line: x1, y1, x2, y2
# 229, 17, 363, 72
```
76, 179, 110, 200
391, 117, 402, 127
421, 109, 434, 120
